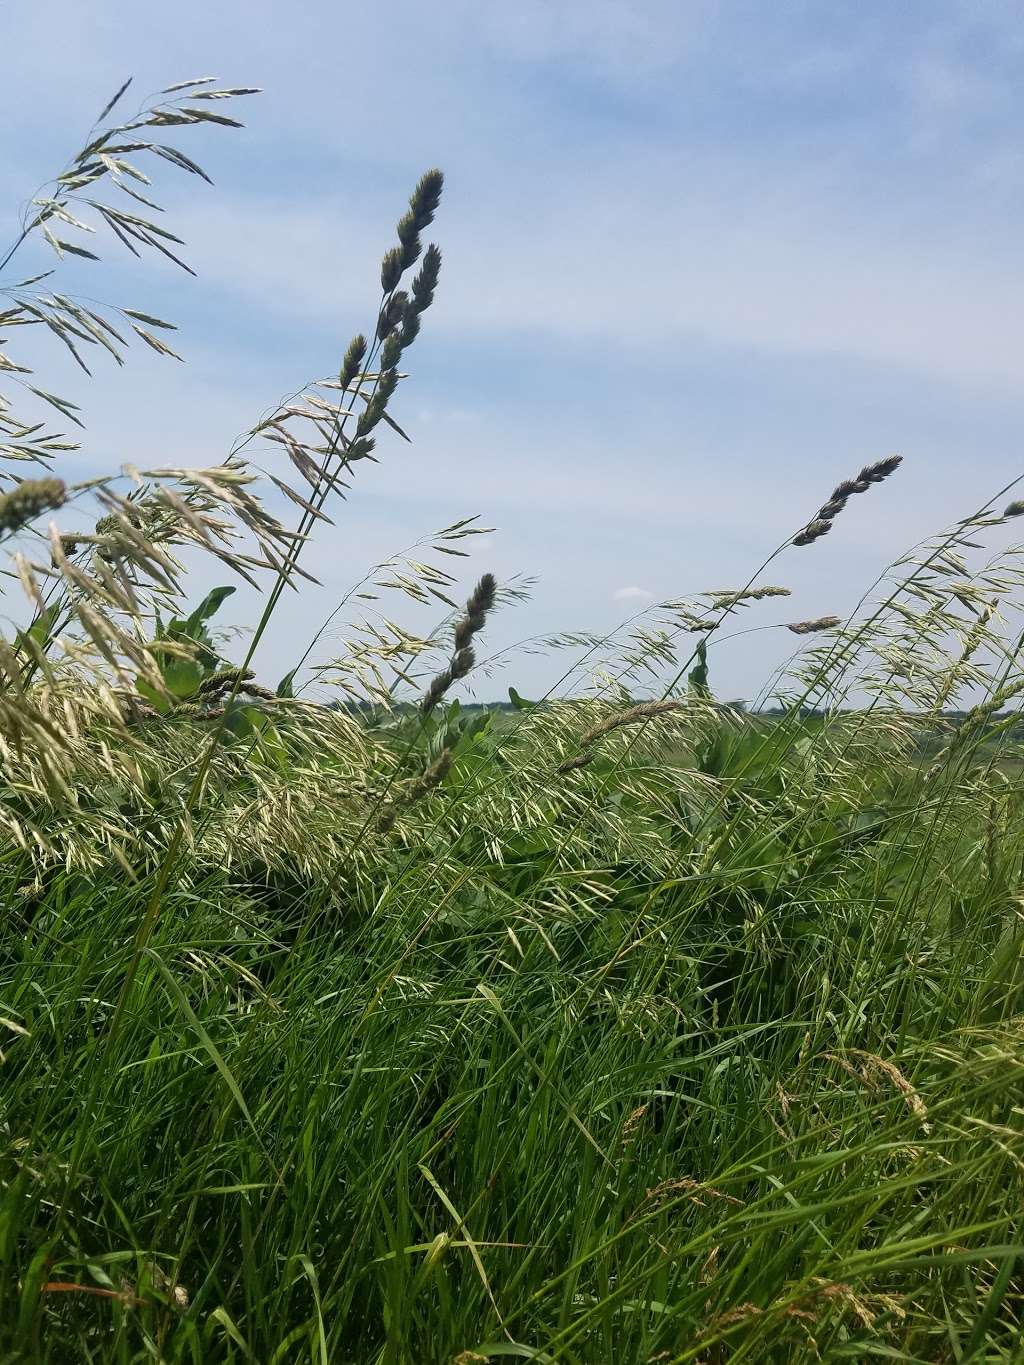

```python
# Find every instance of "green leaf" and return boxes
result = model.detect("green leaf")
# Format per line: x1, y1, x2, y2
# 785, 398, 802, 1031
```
17, 1241, 56, 1338
163, 657, 203, 699
14, 603, 62, 654
145, 947, 258, 1135
135, 678, 170, 714
185, 585, 235, 633
276, 668, 297, 699
465, 711, 493, 743
508, 686, 536, 711
687, 639, 710, 697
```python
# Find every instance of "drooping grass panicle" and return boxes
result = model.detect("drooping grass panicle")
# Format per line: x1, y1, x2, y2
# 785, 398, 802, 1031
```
557, 698, 686, 772
579, 697, 685, 748
0, 79, 256, 474
924, 673, 1024, 781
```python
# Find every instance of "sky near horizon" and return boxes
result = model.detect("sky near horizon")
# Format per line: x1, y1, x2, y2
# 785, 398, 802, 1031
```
4, 0, 1024, 702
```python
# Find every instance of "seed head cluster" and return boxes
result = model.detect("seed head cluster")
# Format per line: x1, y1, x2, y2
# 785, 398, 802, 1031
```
794, 456, 903, 547
376, 169, 444, 353
421, 573, 497, 716
195, 667, 274, 701
342, 171, 445, 468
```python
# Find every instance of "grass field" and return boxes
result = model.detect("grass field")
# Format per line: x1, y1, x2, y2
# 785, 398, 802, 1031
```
1, 79, 1023, 1362
3, 694, 1024, 1361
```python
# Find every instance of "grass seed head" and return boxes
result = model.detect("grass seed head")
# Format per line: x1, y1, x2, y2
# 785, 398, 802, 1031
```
379, 331, 403, 371
788, 615, 841, 634
793, 518, 833, 547
421, 573, 496, 713
339, 334, 368, 391
380, 245, 405, 293
407, 168, 444, 233
451, 644, 475, 681
812, 456, 903, 525
0, 477, 66, 533
392, 169, 443, 275
453, 572, 497, 651
376, 291, 409, 342
858, 454, 902, 483
409, 244, 442, 315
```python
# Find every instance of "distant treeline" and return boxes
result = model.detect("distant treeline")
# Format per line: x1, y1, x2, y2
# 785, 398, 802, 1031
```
332, 697, 1024, 735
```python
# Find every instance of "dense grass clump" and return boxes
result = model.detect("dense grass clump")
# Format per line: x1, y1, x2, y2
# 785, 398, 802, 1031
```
0, 79, 1023, 1362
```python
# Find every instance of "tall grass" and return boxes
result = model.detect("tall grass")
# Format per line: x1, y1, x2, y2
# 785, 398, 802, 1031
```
0, 80, 1023, 1362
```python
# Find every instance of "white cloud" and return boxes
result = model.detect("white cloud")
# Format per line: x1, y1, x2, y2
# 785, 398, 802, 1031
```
175, 150, 1024, 393
613, 586, 653, 602
12, 1, 1024, 394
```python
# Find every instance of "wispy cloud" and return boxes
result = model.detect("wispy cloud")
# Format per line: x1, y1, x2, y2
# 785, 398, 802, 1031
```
179, 153, 1024, 390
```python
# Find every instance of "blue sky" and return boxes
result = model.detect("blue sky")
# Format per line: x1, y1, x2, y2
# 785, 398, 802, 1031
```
4, 0, 1024, 701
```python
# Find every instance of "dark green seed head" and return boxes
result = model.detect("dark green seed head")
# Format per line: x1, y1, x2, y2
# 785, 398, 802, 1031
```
0, 477, 66, 533
380, 247, 404, 293
339, 334, 367, 391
